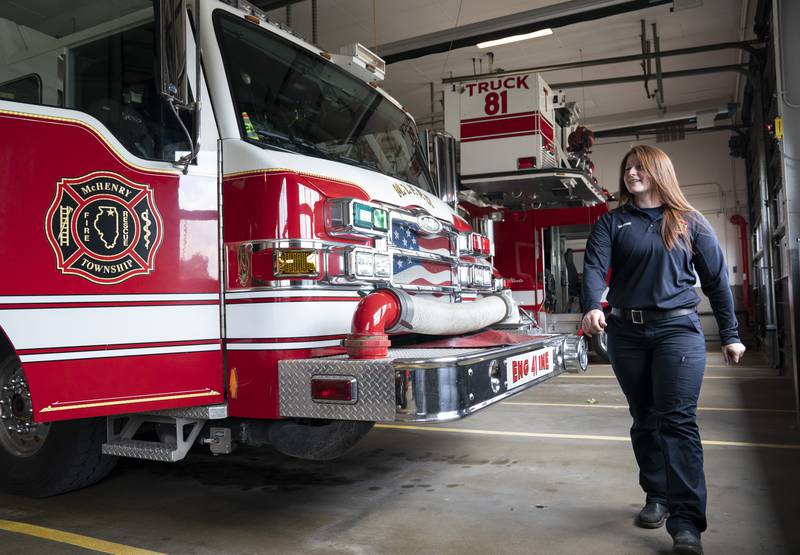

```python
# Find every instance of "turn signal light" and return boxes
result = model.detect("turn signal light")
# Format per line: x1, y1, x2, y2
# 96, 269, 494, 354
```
517, 156, 536, 169
311, 376, 357, 404
470, 233, 493, 255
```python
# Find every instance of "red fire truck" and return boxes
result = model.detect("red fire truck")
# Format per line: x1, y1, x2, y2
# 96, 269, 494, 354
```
0, 0, 587, 496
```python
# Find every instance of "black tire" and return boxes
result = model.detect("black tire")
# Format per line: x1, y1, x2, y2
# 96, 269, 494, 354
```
0, 356, 117, 497
591, 331, 610, 362
268, 419, 374, 461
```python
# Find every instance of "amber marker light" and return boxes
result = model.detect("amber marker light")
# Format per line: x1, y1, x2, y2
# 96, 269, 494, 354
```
274, 249, 320, 277
229, 368, 239, 399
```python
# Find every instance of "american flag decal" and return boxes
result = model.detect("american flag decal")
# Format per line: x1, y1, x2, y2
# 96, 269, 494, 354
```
392, 222, 454, 288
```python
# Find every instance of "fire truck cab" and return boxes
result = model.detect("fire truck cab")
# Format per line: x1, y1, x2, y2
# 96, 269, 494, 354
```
0, 0, 587, 496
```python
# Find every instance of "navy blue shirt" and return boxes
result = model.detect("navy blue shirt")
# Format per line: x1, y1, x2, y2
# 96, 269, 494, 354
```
581, 203, 740, 345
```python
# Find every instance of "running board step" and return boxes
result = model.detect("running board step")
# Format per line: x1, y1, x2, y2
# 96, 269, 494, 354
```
143, 404, 228, 419
102, 439, 182, 462
102, 413, 208, 462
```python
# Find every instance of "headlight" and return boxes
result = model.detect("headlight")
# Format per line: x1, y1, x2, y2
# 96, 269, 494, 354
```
374, 253, 391, 277
349, 249, 392, 280
355, 251, 374, 277
458, 264, 492, 288
474, 266, 491, 286
458, 265, 471, 285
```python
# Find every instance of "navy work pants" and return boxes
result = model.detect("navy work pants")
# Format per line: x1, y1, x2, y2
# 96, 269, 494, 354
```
605, 311, 707, 536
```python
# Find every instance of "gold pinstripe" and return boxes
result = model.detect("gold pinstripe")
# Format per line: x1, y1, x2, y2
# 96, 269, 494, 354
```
0, 108, 179, 176
39, 390, 221, 413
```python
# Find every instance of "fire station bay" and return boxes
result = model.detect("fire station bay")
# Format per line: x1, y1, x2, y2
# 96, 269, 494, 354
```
0, 1, 798, 554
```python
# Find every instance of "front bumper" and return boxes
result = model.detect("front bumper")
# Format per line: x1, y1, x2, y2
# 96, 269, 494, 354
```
278, 334, 587, 423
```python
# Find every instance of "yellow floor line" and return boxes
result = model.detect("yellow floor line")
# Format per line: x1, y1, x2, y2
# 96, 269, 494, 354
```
0, 519, 165, 555
560, 375, 788, 380
705, 365, 774, 369
375, 424, 800, 450
504, 401, 795, 413
589, 365, 772, 370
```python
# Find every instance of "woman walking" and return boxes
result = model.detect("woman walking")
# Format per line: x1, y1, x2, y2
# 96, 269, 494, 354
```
581, 145, 746, 555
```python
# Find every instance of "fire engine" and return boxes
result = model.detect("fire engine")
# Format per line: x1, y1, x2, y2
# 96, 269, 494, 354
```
443, 69, 611, 355
0, 0, 587, 497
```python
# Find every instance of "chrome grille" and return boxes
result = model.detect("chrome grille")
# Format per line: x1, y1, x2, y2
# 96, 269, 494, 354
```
390, 220, 457, 290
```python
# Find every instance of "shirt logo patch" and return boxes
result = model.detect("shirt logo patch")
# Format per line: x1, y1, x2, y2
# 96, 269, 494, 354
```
45, 172, 164, 284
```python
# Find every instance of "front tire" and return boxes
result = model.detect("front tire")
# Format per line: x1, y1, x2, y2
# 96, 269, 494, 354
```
0, 356, 117, 497
591, 331, 610, 362
268, 419, 374, 460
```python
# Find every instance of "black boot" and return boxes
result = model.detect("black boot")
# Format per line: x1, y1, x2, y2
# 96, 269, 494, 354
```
635, 502, 668, 528
672, 529, 703, 555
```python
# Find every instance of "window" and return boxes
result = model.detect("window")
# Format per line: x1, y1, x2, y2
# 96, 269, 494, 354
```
0, 1, 192, 162
0, 74, 41, 104
214, 11, 434, 194
68, 23, 192, 161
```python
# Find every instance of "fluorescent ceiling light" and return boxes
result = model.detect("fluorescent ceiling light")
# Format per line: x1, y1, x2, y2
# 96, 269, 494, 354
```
477, 28, 553, 49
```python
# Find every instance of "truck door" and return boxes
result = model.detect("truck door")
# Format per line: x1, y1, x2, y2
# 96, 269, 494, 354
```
0, 3, 223, 422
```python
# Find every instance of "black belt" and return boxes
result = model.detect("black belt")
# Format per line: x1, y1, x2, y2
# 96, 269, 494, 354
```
611, 307, 696, 324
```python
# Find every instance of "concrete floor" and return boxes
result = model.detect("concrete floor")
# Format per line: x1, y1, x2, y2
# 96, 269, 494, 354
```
1, 351, 799, 554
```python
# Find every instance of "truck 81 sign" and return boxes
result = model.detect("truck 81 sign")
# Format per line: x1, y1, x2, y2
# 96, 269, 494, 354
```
464, 75, 533, 116
457, 72, 554, 148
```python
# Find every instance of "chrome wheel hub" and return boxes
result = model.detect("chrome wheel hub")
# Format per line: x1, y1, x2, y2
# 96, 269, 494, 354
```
0, 363, 50, 457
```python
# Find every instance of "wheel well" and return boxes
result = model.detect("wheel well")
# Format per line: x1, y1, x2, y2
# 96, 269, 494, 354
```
0, 327, 17, 363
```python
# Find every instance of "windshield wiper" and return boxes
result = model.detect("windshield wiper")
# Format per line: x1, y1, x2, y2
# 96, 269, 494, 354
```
251, 129, 294, 152
252, 128, 334, 160
335, 154, 383, 174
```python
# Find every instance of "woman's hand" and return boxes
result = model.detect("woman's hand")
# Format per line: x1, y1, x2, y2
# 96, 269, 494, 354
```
581, 309, 606, 336
722, 342, 746, 365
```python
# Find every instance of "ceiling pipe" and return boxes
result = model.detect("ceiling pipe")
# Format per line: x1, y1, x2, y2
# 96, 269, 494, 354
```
550, 64, 749, 90
641, 19, 653, 99
311, 0, 318, 45
442, 40, 762, 85
730, 215, 752, 314
652, 22, 665, 110
593, 118, 740, 138
377, 0, 672, 64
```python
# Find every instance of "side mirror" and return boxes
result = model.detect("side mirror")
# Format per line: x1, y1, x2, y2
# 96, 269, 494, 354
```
432, 132, 458, 209
157, 0, 188, 106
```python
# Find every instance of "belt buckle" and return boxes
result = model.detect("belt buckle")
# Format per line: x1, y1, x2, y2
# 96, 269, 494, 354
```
630, 309, 644, 324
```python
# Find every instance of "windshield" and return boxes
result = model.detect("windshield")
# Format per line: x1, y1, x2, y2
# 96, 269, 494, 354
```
214, 11, 434, 194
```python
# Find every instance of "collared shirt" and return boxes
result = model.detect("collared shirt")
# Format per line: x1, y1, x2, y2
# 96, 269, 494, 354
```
581, 203, 740, 345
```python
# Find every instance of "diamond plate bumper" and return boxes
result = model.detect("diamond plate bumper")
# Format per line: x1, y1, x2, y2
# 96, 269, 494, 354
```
279, 335, 585, 423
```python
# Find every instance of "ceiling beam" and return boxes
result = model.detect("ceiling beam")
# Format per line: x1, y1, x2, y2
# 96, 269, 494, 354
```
376, 0, 673, 64
441, 40, 762, 84
550, 64, 749, 89
594, 120, 740, 138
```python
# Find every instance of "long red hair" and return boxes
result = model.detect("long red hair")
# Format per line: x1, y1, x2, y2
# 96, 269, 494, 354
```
618, 145, 697, 250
